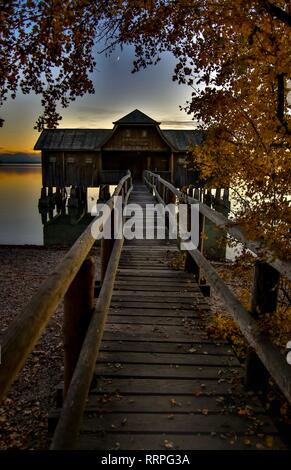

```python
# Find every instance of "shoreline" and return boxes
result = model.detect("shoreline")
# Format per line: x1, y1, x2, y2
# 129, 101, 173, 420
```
0, 245, 100, 449
0, 244, 74, 249
0, 163, 41, 165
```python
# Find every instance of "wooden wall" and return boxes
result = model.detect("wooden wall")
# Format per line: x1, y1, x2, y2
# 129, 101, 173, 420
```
42, 151, 100, 187
41, 129, 194, 187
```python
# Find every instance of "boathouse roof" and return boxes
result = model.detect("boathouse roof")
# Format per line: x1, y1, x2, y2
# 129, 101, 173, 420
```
113, 109, 160, 126
34, 110, 202, 152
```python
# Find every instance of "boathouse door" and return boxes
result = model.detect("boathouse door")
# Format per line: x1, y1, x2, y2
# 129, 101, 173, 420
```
102, 152, 147, 181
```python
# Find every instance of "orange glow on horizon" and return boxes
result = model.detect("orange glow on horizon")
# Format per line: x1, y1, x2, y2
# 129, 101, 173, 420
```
0, 147, 40, 155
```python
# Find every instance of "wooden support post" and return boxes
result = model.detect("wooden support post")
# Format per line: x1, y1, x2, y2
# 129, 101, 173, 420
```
194, 188, 200, 200
188, 185, 194, 198
38, 187, 50, 208
165, 189, 176, 206
184, 203, 205, 283
39, 209, 48, 225
47, 186, 55, 206
164, 187, 168, 205
251, 261, 280, 318
158, 178, 162, 197
204, 189, 212, 207
147, 156, 151, 170
63, 257, 95, 398
223, 188, 229, 201
170, 152, 175, 182
41, 187, 47, 198
203, 187, 229, 262
55, 187, 63, 210
100, 210, 115, 283
68, 186, 78, 208
161, 183, 166, 203
245, 261, 280, 392
81, 187, 87, 206
98, 184, 110, 202
215, 188, 221, 201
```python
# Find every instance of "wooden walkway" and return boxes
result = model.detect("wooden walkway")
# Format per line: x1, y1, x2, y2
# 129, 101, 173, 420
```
78, 184, 282, 450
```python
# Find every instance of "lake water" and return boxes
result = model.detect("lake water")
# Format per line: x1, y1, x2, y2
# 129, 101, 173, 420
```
0, 165, 98, 246
0, 164, 238, 259
0, 165, 43, 245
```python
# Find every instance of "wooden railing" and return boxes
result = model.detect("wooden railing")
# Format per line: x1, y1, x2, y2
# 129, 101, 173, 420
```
143, 170, 291, 404
0, 170, 133, 449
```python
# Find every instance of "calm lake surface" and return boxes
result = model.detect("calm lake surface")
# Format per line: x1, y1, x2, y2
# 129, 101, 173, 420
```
0, 165, 43, 245
0, 165, 98, 246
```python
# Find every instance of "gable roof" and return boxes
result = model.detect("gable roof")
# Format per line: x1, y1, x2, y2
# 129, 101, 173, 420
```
113, 109, 160, 126
34, 128, 203, 152
34, 110, 203, 152
34, 129, 112, 151
161, 130, 203, 151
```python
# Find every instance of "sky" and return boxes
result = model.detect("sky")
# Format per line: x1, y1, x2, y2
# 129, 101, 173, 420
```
0, 45, 196, 158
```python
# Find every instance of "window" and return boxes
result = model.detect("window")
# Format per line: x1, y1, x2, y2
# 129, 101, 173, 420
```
125, 129, 131, 137
142, 130, 147, 137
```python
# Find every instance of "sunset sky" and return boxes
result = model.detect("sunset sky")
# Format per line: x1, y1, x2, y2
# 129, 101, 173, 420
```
0, 45, 196, 157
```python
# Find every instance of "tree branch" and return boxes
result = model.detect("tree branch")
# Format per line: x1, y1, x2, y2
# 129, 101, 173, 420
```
261, 0, 291, 26
277, 72, 285, 122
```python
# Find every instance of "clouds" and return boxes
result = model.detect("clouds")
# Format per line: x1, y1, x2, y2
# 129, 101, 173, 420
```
73, 105, 124, 127
160, 120, 198, 129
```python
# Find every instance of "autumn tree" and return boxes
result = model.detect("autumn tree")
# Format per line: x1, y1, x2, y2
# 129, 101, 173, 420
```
0, 0, 113, 129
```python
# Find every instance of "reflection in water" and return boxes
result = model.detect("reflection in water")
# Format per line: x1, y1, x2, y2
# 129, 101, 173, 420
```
39, 186, 100, 246
0, 165, 99, 246
0, 165, 43, 245
41, 206, 94, 246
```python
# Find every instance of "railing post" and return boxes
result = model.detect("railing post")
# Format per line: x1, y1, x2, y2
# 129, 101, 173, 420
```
154, 175, 158, 196
98, 184, 110, 202
194, 188, 200, 200
164, 187, 171, 206
188, 185, 194, 198
161, 182, 166, 203
100, 210, 115, 283
164, 186, 176, 206
245, 261, 280, 392
63, 257, 95, 398
204, 188, 212, 207
157, 177, 161, 196
203, 188, 229, 262
184, 202, 205, 282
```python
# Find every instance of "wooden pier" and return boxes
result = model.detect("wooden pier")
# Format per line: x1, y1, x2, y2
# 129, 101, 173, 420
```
0, 172, 290, 450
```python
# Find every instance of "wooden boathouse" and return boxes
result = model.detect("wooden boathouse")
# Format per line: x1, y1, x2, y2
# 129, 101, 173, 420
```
34, 109, 203, 188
